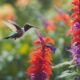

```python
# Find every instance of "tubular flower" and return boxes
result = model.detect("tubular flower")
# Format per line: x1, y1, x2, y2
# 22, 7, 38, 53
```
68, 0, 80, 66
26, 33, 56, 80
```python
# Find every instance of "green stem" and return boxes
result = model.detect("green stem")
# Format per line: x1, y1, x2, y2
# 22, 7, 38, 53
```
76, 66, 80, 74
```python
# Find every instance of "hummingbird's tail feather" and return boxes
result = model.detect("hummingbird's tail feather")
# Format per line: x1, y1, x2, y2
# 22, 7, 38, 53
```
3, 35, 17, 40
3, 36, 11, 39
3, 35, 14, 39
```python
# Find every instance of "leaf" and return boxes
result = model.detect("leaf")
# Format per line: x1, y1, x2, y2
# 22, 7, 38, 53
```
57, 71, 78, 79
52, 60, 73, 69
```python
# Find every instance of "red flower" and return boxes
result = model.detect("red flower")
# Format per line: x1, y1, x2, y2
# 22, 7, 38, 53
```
53, 8, 72, 27
26, 33, 55, 80
71, 36, 80, 44
67, 27, 80, 36
44, 21, 57, 32
68, 0, 80, 36
68, 0, 80, 66
72, 0, 80, 5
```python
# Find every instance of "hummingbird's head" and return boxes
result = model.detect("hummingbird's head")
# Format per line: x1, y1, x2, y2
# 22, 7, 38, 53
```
24, 24, 38, 31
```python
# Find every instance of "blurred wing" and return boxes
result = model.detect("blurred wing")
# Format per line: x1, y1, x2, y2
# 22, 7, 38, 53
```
3, 20, 21, 32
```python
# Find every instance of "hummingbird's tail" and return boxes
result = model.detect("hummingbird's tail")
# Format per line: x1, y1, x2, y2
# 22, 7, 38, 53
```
3, 36, 11, 39
3, 36, 17, 40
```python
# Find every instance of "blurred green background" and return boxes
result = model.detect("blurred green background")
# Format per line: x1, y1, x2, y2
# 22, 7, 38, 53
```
0, 0, 75, 80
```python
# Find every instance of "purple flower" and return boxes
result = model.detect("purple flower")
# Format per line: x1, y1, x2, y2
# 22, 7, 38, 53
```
73, 22, 80, 30
30, 72, 48, 80
43, 21, 49, 27
46, 44, 56, 53
69, 44, 80, 66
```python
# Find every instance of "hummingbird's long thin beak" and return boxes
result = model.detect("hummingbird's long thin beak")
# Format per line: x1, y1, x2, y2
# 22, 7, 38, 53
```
34, 27, 39, 29
31, 25, 39, 30
26, 23, 39, 29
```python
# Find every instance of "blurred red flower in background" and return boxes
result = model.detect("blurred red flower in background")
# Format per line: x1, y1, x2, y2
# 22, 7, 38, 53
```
44, 20, 57, 32
53, 8, 72, 27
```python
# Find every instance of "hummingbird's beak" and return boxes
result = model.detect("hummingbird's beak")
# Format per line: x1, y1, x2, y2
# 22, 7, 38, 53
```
34, 26, 39, 29
31, 25, 39, 29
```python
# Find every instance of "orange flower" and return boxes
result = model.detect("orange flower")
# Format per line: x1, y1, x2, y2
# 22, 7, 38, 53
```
54, 9, 72, 27
0, 4, 16, 20
0, 4, 16, 27
45, 21, 57, 32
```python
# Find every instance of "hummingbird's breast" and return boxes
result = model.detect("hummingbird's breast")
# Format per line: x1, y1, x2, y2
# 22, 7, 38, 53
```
14, 30, 23, 38
18, 30, 23, 36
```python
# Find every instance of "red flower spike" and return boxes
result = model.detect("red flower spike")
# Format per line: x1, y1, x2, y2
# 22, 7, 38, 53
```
26, 36, 55, 80
72, 0, 79, 5
71, 37, 80, 44
34, 37, 55, 45
69, 27, 80, 36
71, 6, 79, 11
68, 0, 80, 66
71, 12, 78, 18
45, 37, 55, 44
33, 40, 41, 44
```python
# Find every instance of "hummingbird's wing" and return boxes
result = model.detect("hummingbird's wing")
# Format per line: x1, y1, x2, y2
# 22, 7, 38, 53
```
3, 20, 21, 32
23, 23, 38, 32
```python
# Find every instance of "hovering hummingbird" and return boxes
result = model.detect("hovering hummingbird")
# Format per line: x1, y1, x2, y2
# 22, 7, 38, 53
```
3, 20, 37, 39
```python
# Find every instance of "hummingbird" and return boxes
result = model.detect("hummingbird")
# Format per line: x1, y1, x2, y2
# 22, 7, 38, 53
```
3, 20, 37, 39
